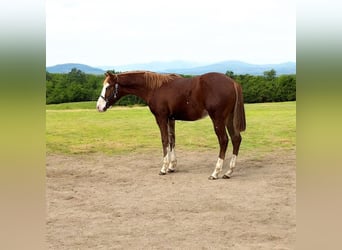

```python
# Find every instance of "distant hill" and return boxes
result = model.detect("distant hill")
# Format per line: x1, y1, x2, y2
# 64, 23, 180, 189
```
47, 61, 295, 75
164, 61, 296, 75
46, 63, 105, 75
101, 60, 206, 72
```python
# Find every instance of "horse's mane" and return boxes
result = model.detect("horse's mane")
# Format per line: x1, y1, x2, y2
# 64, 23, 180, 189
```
144, 71, 181, 89
119, 71, 181, 89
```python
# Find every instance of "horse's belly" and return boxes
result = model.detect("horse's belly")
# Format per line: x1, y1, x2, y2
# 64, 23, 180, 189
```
171, 109, 208, 121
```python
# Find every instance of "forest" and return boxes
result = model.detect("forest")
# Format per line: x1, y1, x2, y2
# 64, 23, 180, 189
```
46, 68, 296, 105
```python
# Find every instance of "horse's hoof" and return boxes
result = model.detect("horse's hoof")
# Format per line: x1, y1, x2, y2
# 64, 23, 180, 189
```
208, 176, 218, 180
167, 169, 175, 173
222, 174, 231, 179
159, 171, 166, 175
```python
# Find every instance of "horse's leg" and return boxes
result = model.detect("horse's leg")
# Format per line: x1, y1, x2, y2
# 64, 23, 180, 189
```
167, 119, 177, 173
156, 116, 170, 175
223, 117, 242, 179
208, 118, 229, 180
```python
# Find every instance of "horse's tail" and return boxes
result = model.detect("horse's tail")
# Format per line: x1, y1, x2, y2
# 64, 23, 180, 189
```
233, 81, 246, 132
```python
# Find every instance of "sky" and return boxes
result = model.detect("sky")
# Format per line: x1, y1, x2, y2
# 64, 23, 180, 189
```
46, 0, 296, 67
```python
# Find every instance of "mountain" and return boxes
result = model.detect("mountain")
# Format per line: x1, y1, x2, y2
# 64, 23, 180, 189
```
46, 61, 296, 75
101, 60, 206, 72
46, 63, 105, 75
164, 61, 296, 75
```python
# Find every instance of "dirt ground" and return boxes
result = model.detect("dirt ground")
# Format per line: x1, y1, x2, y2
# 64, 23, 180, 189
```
46, 150, 296, 249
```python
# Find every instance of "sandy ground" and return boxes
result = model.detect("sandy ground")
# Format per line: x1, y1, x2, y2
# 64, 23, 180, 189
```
46, 150, 296, 249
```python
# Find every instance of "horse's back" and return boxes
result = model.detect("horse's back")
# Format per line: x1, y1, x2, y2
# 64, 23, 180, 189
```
200, 72, 235, 87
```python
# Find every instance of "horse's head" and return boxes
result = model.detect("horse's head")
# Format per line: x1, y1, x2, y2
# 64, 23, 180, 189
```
96, 71, 120, 112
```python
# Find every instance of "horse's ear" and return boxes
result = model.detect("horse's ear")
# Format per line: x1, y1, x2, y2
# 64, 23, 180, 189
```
106, 70, 116, 77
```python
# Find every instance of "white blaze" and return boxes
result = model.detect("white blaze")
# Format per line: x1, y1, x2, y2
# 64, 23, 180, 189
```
96, 83, 109, 112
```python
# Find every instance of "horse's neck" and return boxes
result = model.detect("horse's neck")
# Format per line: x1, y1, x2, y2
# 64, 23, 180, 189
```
119, 75, 152, 103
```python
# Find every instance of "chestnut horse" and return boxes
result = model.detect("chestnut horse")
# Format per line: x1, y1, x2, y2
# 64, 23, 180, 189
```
97, 71, 246, 179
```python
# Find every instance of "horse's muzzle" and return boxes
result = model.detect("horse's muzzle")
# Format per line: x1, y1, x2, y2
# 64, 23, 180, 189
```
96, 105, 107, 112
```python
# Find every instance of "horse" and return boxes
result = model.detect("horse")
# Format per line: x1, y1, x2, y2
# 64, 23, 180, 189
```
96, 71, 246, 179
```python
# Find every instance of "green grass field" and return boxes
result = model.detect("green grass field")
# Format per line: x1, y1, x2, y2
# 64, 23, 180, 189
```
46, 101, 99, 110
46, 102, 296, 155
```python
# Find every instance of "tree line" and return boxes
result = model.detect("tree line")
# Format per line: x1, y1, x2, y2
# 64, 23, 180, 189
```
230, 69, 296, 103
46, 68, 295, 105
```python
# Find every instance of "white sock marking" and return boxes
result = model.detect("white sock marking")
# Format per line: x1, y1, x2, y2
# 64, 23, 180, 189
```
210, 158, 224, 179
160, 147, 170, 174
225, 154, 237, 177
167, 148, 177, 171
160, 155, 169, 174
